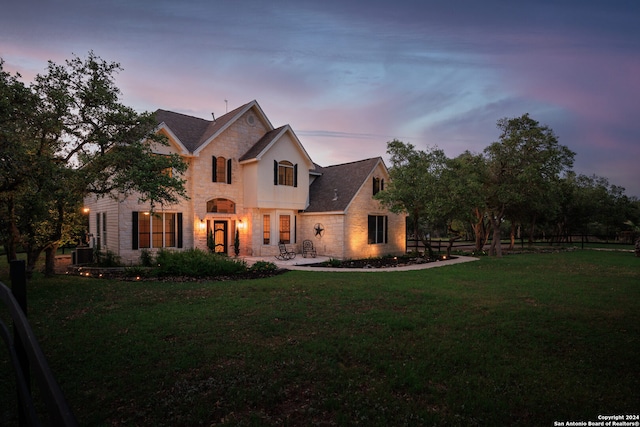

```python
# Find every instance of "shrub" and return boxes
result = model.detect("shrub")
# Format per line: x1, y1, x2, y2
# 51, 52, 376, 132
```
249, 260, 278, 273
94, 249, 122, 267
139, 249, 154, 267
326, 258, 342, 267
155, 249, 247, 277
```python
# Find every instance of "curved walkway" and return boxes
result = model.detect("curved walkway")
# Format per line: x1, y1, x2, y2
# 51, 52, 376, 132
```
243, 254, 479, 272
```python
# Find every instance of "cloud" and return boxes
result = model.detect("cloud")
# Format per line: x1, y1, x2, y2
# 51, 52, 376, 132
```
1, 0, 639, 196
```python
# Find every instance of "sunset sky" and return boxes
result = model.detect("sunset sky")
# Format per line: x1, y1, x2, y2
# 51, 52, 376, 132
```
2, 1, 639, 196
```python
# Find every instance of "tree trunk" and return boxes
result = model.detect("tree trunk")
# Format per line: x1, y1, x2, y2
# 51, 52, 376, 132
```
528, 215, 537, 245
488, 207, 504, 257
420, 235, 435, 259
489, 218, 502, 257
44, 243, 59, 277
483, 224, 491, 247
4, 196, 20, 263
25, 247, 42, 279
446, 236, 461, 257
471, 207, 488, 252
412, 214, 434, 259
509, 222, 516, 250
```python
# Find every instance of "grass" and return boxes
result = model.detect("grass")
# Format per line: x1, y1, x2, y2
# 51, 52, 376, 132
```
1, 250, 639, 426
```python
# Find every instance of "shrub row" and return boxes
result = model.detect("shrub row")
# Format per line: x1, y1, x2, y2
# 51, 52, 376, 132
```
84, 248, 280, 279
154, 249, 247, 277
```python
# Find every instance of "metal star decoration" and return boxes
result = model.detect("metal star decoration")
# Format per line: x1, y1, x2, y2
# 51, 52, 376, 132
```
314, 223, 325, 237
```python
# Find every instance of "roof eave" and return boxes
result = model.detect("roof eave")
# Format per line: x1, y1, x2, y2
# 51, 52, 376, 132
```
155, 122, 191, 155
299, 210, 346, 215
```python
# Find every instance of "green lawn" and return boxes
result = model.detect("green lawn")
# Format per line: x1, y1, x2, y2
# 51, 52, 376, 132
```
1, 250, 639, 426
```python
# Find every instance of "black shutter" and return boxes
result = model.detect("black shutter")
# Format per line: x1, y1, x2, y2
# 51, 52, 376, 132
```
132, 212, 139, 250
274, 160, 278, 185
381, 179, 384, 191
96, 213, 101, 250
294, 164, 298, 187
373, 177, 376, 194
177, 213, 183, 248
384, 216, 388, 244
227, 158, 232, 184
212, 156, 217, 182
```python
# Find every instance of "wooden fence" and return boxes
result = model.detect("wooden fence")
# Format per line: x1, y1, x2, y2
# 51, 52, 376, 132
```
406, 235, 635, 254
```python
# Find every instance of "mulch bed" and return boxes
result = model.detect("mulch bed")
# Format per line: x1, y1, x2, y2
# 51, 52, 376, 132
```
62, 255, 458, 281
305, 255, 454, 269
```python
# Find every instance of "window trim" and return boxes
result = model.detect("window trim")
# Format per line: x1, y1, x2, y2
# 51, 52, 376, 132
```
279, 214, 291, 244
274, 160, 298, 187
212, 156, 233, 184
133, 211, 182, 250
263, 214, 271, 245
278, 161, 294, 186
373, 177, 384, 195
368, 215, 388, 244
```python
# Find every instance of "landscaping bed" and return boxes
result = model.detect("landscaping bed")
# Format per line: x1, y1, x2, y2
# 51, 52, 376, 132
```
64, 249, 286, 281
307, 254, 455, 268
66, 264, 288, 282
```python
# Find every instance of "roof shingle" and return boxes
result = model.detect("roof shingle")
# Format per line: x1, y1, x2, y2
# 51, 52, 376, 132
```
154, 102, 251, 153
239, 126, 286, 162
304, 157, 382, 213
154, 104, 383, 214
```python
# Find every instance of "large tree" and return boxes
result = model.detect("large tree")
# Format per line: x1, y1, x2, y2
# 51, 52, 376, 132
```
483, 114, 574, 256
375, 139, 450, 257
0, 60, 41, 262
555, 173, 637, 242
446, 151, 490, 252
1, 53, 188, 276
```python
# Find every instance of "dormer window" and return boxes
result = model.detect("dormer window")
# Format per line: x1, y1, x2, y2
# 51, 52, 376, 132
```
373, 177, 384, 195
274, 160, 298, 187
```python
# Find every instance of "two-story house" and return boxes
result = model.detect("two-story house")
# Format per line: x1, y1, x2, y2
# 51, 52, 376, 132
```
82, 100, 406, 264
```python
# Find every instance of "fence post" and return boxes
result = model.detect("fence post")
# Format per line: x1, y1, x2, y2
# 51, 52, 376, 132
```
10, 260, 30, 426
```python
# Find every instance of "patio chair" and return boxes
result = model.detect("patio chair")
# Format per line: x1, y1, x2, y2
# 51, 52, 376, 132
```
302, 240, 317, 258
275, 243, 296, 260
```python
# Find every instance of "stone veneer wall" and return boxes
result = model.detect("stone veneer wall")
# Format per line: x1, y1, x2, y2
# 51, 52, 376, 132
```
189, 111, 270, 257
299, 213, 346, 259
83, 105, 406, 264
343, 179, 405, 260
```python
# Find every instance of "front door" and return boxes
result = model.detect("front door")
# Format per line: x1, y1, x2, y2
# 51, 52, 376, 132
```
213, 220, 227, 254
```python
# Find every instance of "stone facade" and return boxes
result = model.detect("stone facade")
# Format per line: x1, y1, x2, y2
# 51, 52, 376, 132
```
83, 100, 406, 264
299, 161, 405, 259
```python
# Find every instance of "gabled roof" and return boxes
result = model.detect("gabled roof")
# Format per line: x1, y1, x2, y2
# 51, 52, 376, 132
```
155, 109, 210, 153
193, 101, 273, 155
304, 157, 385, 213
154, 100, 273, 155
238, 124, 314, 167
239, 125, 287, 162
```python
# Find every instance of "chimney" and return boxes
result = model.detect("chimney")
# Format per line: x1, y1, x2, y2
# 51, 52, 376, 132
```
211, 112, 215, 122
